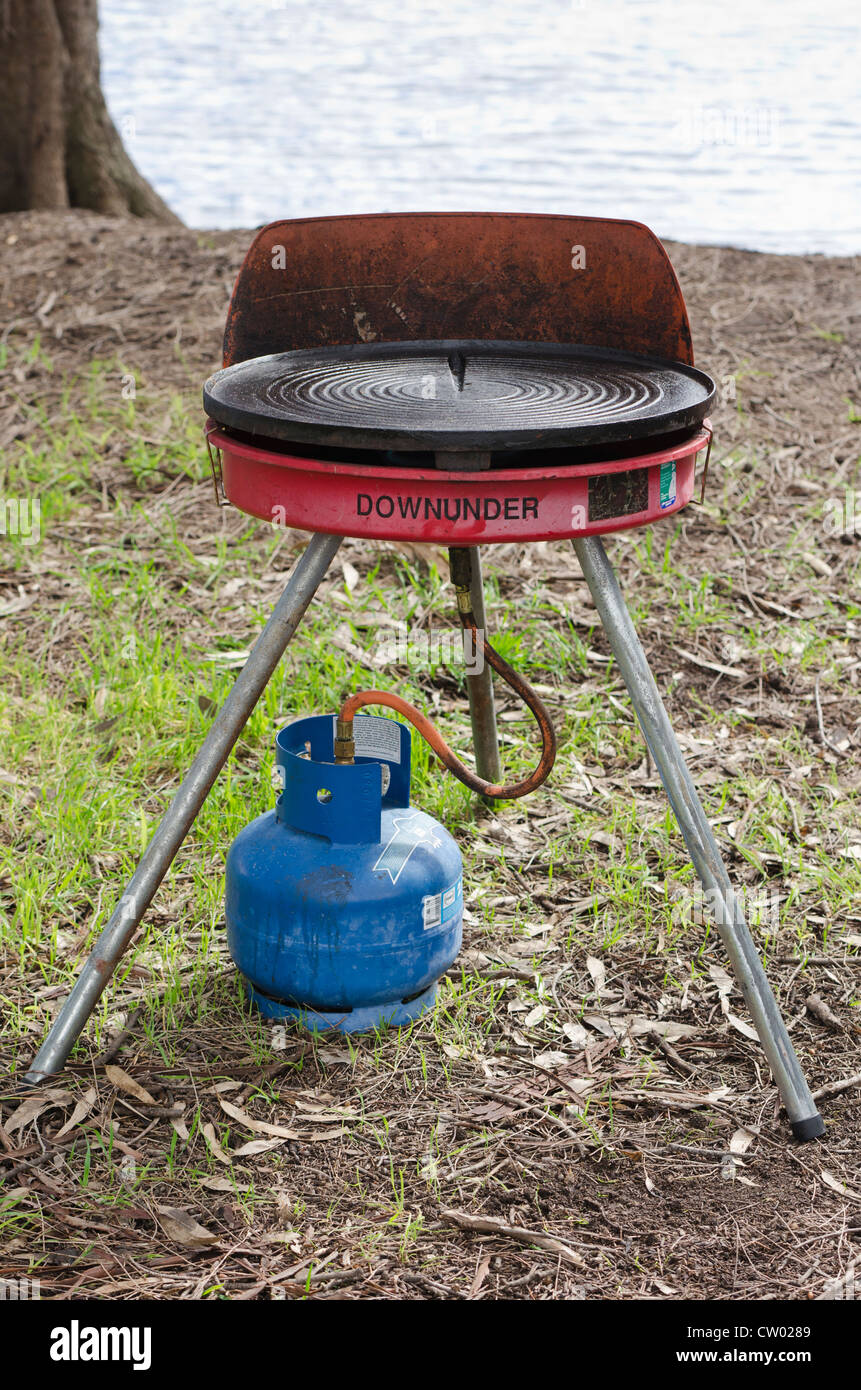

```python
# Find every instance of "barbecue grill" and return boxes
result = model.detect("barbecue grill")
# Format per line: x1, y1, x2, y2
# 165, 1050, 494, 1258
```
26, 213, 825, 1142
203, 340, 715, 451
202, 338, 715, 541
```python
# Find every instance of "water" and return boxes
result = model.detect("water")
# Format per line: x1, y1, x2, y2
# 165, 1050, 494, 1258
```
100, 0, 861, 253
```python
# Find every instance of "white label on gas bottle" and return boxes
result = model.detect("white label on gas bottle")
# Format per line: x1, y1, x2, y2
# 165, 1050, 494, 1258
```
422, 877, 463, 931
333, 713, 401, 763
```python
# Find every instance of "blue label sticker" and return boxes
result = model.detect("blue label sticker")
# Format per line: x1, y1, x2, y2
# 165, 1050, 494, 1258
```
422, 877, 463, 931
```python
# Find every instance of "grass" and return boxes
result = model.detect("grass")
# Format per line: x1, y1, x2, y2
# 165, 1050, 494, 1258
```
1, 338, 860, 1299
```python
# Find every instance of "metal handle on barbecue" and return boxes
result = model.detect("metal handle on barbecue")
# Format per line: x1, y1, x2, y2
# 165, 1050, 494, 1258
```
691, 419, 713, 506
205, 421, 230, 508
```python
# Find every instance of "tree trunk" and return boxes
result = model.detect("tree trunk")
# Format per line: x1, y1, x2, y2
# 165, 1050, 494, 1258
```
0, 0, 180, 221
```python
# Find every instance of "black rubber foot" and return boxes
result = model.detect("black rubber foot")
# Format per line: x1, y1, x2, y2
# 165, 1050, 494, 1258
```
791, 1113, 826, 1142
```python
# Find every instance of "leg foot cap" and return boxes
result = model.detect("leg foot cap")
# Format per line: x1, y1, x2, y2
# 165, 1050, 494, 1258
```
791, 1114, 826, 1142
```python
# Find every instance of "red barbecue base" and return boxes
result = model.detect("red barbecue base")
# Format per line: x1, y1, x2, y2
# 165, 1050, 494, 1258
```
206, 423, 710, 543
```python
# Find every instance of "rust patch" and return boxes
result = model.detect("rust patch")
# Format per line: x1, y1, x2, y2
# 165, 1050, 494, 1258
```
222, 213, 695, 368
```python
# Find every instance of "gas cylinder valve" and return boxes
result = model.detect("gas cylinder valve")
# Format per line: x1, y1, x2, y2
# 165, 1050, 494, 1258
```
333, 717, 355, 763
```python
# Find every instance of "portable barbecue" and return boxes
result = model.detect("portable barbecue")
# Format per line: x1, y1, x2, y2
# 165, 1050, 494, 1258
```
25, 213, 825, 1141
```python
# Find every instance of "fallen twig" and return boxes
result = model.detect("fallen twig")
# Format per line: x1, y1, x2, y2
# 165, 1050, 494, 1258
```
814, 674, 847, 758
806, 994, 845, 1032
649, 1029, 697, 1077
440, 1208, 586, 1266
94, 1005, 144, 1067
812, 1071, 861, 1103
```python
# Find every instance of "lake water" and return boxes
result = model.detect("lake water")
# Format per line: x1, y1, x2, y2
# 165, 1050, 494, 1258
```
100, 0, 860, 254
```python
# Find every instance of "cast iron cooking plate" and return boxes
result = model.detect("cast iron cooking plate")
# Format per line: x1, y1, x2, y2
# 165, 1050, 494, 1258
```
204, 340, 715, 454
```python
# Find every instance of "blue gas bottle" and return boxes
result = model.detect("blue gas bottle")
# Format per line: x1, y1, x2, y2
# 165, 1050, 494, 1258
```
225, 713, 463, 1032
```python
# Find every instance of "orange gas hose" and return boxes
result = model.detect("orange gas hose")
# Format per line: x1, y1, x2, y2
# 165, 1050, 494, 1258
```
336, 593, 556, 800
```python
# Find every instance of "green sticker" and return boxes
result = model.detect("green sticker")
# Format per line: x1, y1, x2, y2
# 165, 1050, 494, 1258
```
660, 460, 677, 510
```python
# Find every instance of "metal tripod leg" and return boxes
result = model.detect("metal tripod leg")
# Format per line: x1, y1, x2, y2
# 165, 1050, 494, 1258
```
463, 547, 502, 786
572, 535, 824, 1141
24, 532, 343, 1084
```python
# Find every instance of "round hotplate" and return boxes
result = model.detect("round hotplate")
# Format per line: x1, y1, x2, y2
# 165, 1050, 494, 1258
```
204, 340, 715, 454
